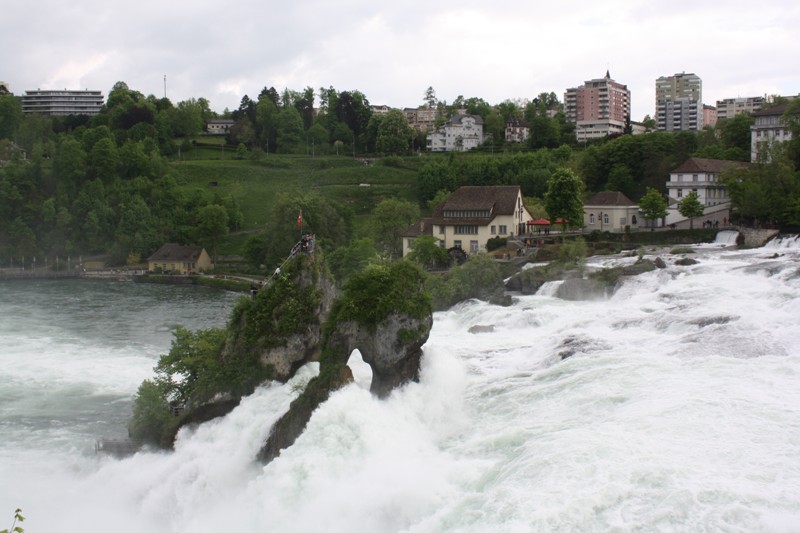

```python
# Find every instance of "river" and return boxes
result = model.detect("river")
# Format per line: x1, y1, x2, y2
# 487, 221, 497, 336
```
1, 239, 800, 532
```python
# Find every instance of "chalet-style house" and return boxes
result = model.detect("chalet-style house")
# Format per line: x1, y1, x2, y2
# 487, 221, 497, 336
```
426, 114, 484, 152
402, 186, 532, 256
665, 157, 751, 225
147, 244, 212, 274
583, 191, 640, 232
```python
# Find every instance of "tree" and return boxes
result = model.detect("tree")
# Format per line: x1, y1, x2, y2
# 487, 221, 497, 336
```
195, 204, 229, 264
544, 167, 585, 239
407, 235, 450, 270
638, 187, 668, 230
275, 107, 304, 153
0, 93, 23, 140
424, 87, 437, 109
370, 198, 420, 258
327, 237, 380, 283
255, 95, 279, 152
677, 191, 705, 229
376, 109, 413, 155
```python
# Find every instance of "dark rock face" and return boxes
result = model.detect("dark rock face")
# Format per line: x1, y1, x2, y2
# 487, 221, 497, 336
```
555, 278, 609, 301
675, 257, 699, 266
257, 365, 353, 464
654, 257, 667, 269
255, 261, 433, 464
328, 312, 433, 398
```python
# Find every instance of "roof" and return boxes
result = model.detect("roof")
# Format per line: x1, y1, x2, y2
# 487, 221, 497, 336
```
148, 243, 206, 262
402, 218, 434, 238
585, 191, 636, 207
751, 103, 789, 117
430, 186, 522, 226
671, 157, 751, 174
448, 114, 484, 126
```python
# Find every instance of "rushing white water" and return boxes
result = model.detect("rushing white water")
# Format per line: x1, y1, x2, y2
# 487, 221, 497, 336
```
3, 242, 800, 532
714, 230, 739, 246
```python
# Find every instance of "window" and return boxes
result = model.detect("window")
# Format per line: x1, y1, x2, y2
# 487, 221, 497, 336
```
470, 240, 479, 253
407, 239, 414, 249
454, 226, 478, 235
678, 189, 683, 198
454, 240, 462, 249
439, 225, 445, 234
590, 213, 595, 224
603, 214, 609, 224
491, 225, 496, 234
499, 225, 508, 235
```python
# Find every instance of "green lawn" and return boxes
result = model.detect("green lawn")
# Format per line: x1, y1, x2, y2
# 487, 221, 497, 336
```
168, 155, 421, 243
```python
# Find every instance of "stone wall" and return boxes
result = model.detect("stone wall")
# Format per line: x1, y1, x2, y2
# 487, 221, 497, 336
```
739, 228, 780, 248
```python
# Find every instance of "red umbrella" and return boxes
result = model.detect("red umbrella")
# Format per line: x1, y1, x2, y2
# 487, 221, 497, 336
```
554, 218, 568, 224
528, 218, 551, 225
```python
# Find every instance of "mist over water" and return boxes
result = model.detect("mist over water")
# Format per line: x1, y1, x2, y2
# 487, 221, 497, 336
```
2, 242, 800, 532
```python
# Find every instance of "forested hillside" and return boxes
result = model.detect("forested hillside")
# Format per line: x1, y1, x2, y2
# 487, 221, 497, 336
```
1, 81, 799, 269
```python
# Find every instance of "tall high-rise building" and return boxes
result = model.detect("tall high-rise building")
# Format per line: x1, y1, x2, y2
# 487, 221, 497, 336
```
655, 72, 702, 131
564, 71, 630, 142
21, 89, 104, 116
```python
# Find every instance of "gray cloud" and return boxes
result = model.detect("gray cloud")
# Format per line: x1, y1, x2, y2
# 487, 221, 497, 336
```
2, 0, 798, 120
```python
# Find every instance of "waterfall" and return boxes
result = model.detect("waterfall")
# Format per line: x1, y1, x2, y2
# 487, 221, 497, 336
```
536, 280, 564, 296
714, 230, 739, 245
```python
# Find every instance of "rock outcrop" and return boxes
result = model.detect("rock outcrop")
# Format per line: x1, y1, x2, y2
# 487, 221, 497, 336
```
257, 260, 432, 464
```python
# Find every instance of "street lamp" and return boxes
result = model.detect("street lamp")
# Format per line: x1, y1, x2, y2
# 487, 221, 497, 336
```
599, 211, 604, 232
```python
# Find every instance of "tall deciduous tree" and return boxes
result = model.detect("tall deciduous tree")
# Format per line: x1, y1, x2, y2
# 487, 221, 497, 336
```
370, 198, 420, 259
677, 191, 705, 229
638, 187, 668, 230
275, 107, 304, 154
195, 204, 229, 264
376, 109, 413, 155
544, 167, 585, 238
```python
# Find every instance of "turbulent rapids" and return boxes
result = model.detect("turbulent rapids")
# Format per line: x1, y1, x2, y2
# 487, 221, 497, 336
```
2, 238, 800, 532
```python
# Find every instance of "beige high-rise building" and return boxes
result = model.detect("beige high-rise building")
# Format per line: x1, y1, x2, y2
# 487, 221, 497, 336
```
655, 72, 702, 131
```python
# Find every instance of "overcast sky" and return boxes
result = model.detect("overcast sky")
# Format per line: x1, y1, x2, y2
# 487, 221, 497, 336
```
2, 0, 798, 122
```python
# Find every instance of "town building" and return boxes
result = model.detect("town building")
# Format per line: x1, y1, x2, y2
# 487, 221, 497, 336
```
665, 157, 751, 225
716, 96, 766, 121
147, 244, 213, 274
505, 118, 529, 143
750, 103, 793, 162
564, 71, 630, 142
402, 186, 532, 257
582, 191, 640, 233
21, 89, 104, 116
369, 105, 391, 115
655, 72, 702, 131
206, 119, 235, 135
403, 107, 438, 132
703, 104, 717, 128
426, 114, 484, 152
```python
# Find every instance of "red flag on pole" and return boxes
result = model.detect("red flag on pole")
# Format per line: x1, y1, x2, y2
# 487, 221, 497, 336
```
297, 209, 303, 229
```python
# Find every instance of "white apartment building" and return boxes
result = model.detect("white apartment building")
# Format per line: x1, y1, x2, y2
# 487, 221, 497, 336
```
21, 89, 104, 116
426, 114, 484, 152
750, 103, 793, 162
656, 73, 702, 131
665, 157, 750, 224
